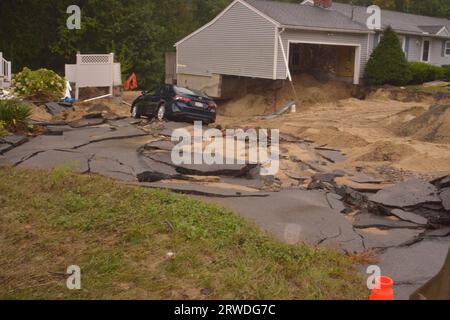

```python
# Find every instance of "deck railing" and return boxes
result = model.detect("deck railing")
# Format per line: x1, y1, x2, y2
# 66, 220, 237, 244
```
0, 52, 12, 88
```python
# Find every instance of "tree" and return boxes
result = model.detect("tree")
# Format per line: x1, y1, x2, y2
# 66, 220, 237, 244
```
364, 26, 412, 85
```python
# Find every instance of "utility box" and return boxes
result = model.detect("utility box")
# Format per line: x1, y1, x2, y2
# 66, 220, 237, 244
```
65, 53, 122, 100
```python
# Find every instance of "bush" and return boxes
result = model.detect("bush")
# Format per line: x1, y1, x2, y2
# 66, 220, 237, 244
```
364, 26, 412, 86
0, 120, 7, 137
442, 65, 450, 81
12, 67, 65, 100
0, 100, 32, 130
408, 62, 445, 84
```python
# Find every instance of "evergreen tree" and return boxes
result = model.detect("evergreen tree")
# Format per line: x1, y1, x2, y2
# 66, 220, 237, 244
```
364, 26, 412, 85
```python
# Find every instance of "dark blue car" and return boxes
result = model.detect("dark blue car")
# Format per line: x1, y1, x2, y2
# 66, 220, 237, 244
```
131, 84, 217, 124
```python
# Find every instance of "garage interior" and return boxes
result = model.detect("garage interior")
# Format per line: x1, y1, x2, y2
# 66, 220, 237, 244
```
288, 43, 357, 83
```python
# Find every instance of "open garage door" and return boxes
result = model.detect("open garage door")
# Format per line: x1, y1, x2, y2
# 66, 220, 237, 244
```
288, 41, 361, 85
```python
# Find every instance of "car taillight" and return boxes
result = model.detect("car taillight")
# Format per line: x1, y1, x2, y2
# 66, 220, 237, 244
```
175, 96, 192, 103
208, 101, 217, 109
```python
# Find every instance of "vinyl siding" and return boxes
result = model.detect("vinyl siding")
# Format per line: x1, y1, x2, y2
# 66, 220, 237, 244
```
176, 1, 277, 79
277, 29, 369, 80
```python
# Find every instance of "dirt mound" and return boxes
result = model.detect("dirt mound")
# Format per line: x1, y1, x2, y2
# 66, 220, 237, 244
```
218, 94, 273, 116
219, 73, 354, 116
395, 105, 450, 144
295, 126, 368, 149
355, 141, 416, 162
382, 106, 427, 127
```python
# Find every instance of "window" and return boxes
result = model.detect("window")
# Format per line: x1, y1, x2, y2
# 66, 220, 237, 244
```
446, 41, 450, 57
422, 39, 431, 62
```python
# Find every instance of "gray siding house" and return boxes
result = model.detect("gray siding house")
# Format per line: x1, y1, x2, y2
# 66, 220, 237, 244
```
175, 0, 450, 97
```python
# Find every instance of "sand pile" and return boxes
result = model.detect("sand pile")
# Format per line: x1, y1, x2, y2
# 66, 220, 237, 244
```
295, 126, 368, 149
355, 141, 416, 162
218, 73, 353, 117
382, 106, 426, 127
395, 105, 450, 144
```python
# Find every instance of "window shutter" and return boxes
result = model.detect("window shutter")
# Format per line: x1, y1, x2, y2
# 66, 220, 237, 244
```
443, 40, 446, 57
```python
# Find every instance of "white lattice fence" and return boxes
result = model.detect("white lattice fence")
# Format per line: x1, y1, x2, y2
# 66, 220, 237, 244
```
65, 53, 121, 100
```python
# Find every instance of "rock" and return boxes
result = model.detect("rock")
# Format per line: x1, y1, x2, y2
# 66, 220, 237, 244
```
378, 237, 450, 300
0, 135, 28, 146
69, 117, 105, 128
354, 213, 422, 229
440, 188, 450, 211
357, 228, 424, 249
370, 179, 441, 208
391, 209, 428, 225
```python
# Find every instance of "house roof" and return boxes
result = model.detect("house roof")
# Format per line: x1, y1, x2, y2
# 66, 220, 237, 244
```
244, 0, 368, 32
243, 0, 450, 37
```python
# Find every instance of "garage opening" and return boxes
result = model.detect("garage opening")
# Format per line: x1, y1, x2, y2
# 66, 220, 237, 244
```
288, 42, 360, 84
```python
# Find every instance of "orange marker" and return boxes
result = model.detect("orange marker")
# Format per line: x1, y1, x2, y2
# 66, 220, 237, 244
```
370, 276, 395, 300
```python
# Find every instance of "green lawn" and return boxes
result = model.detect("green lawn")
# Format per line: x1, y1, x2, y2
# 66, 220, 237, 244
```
0, 167, 368, 300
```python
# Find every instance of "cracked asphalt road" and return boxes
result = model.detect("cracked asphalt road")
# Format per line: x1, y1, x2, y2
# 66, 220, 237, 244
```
1, 117, 449, 300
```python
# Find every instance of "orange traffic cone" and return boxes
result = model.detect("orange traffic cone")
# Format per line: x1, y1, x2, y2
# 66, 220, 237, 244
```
370, 276, 395, 300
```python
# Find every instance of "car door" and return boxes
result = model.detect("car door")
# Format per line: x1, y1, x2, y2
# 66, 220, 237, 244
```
141, 87, 161, 115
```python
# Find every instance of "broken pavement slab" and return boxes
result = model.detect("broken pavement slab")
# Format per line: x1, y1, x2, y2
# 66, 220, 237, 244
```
440, 188, 450, 211
199, 189, 365, 254
391, 209, 428, 225
0, 135, 29, 147
357, 228, 424, 250
44, 102, 73, 116
68, 117, 106, 128
378, 237, 450, 300
370, 178, 441, 208
354, 213, 423, 229
317, 149, 347, 164
326, 193, 347, 213
17, 150, 91, 173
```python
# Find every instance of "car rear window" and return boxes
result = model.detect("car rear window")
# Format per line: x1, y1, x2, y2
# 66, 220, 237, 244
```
174, 86, 207, 98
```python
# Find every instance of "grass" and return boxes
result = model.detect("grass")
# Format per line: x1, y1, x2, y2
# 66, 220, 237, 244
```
0, 167, 368, 300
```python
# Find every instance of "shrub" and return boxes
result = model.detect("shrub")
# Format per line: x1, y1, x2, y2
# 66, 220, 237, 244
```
12, 67, 65, 100
442, 65, 450, 81
408, 62, 446, 84
0, 100, 32, 130
0, 120, 7, 137
364, 26, 412, 86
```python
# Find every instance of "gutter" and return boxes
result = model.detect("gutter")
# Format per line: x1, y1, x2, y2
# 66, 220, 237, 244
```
280, 24, 374, 34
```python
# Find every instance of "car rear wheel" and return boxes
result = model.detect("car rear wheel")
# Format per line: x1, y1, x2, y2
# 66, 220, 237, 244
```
156, 104, 166, 121
131, 105, 141, 119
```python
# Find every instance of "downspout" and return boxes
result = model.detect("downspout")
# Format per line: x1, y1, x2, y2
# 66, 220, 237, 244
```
278, 28, 299, 105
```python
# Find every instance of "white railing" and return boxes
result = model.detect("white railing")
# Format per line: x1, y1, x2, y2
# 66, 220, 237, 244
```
0, 52, 12, 88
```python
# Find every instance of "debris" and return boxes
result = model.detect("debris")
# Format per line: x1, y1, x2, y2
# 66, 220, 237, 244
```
44, 102, 73, 116
68, 117, 105, 128
432, 175, 450, 189
0, 135, 28, 147
326, 193, 346, 213
391, 209, 428, 225
262, 101, 297, 120
317, 149, 347, 163
354, 213, 422, 229
370, 179, 441, 208
81, 94, 113, 103
440, 188, 450, 211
